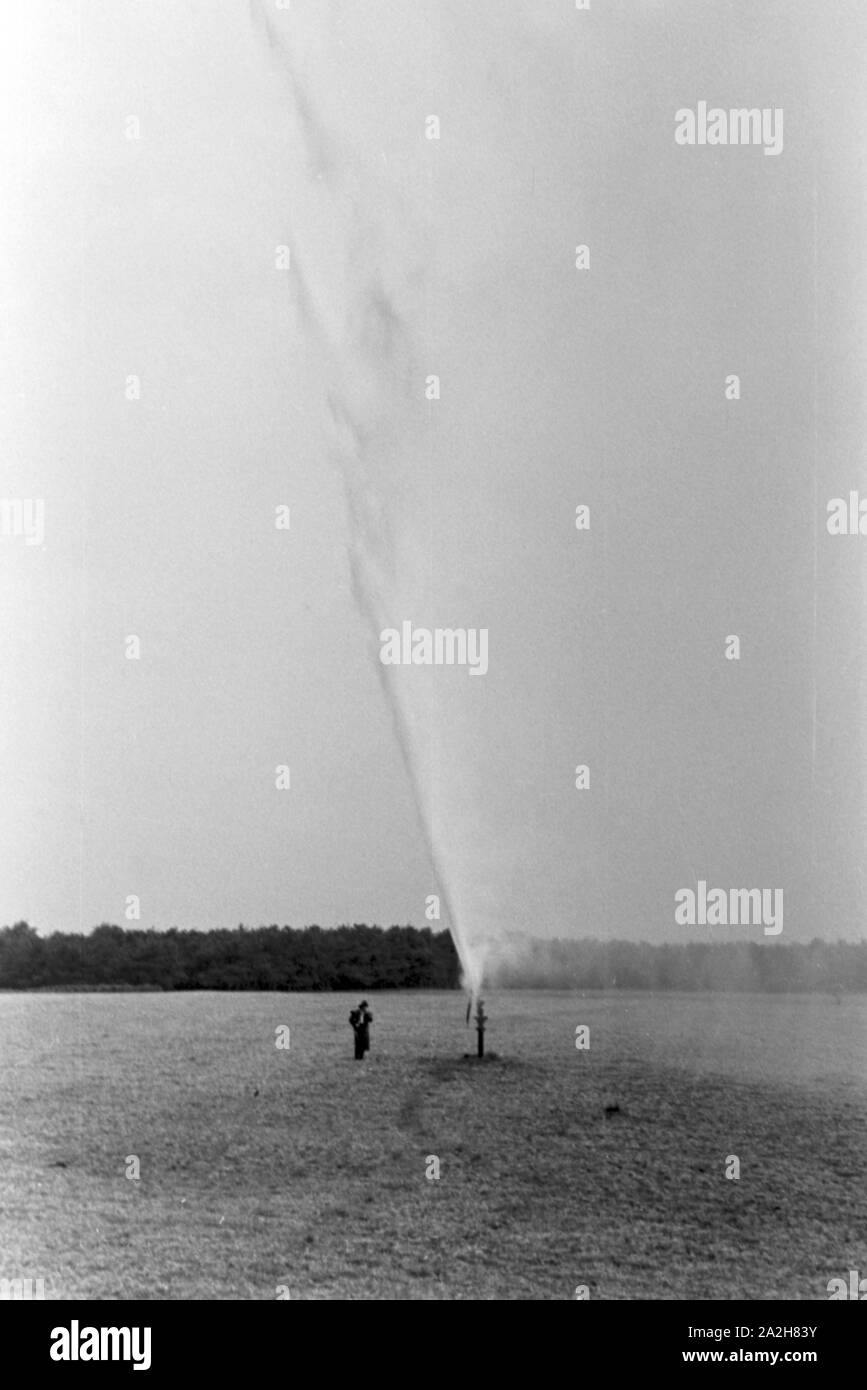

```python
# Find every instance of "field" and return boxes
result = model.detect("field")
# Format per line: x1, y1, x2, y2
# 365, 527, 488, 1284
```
1, 990, 865, 1300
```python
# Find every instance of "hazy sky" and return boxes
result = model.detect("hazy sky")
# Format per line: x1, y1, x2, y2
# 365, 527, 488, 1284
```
1, 0, 865, 951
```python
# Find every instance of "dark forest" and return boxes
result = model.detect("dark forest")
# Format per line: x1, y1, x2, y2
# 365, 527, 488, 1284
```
1, 921, 865, 992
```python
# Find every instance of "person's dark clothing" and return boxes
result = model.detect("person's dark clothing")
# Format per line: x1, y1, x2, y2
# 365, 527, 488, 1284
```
349, 1005, 373, 1059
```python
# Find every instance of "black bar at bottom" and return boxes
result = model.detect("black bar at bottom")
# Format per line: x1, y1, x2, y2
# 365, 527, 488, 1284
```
5, 1299, 863, 1378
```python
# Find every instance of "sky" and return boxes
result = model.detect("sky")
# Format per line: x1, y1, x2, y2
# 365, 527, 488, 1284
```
0, 0, 865, 957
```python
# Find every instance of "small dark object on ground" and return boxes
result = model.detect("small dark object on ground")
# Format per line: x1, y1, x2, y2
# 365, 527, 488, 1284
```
604, 1103, 621, 1116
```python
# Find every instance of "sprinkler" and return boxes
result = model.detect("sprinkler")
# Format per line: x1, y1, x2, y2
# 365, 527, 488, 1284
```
474, 996, 487, 1058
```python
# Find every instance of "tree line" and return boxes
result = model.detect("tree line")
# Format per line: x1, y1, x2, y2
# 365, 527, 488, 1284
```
489, 935, 867, 993
0, 921, 460, 990
0, 921, 864, 992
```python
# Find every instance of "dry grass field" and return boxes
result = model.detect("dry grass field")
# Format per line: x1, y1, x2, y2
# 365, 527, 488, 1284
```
0, 990, 865, 1299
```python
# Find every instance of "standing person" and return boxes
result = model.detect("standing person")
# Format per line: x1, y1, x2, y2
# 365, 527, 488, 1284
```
349, 1000, 373, 1060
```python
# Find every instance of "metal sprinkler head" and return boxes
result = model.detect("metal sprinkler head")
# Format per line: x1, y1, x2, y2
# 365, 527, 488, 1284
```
474, 996, 487, 1057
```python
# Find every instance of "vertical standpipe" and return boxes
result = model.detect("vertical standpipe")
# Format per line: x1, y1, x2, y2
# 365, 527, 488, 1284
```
475, 997, 487, 1058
